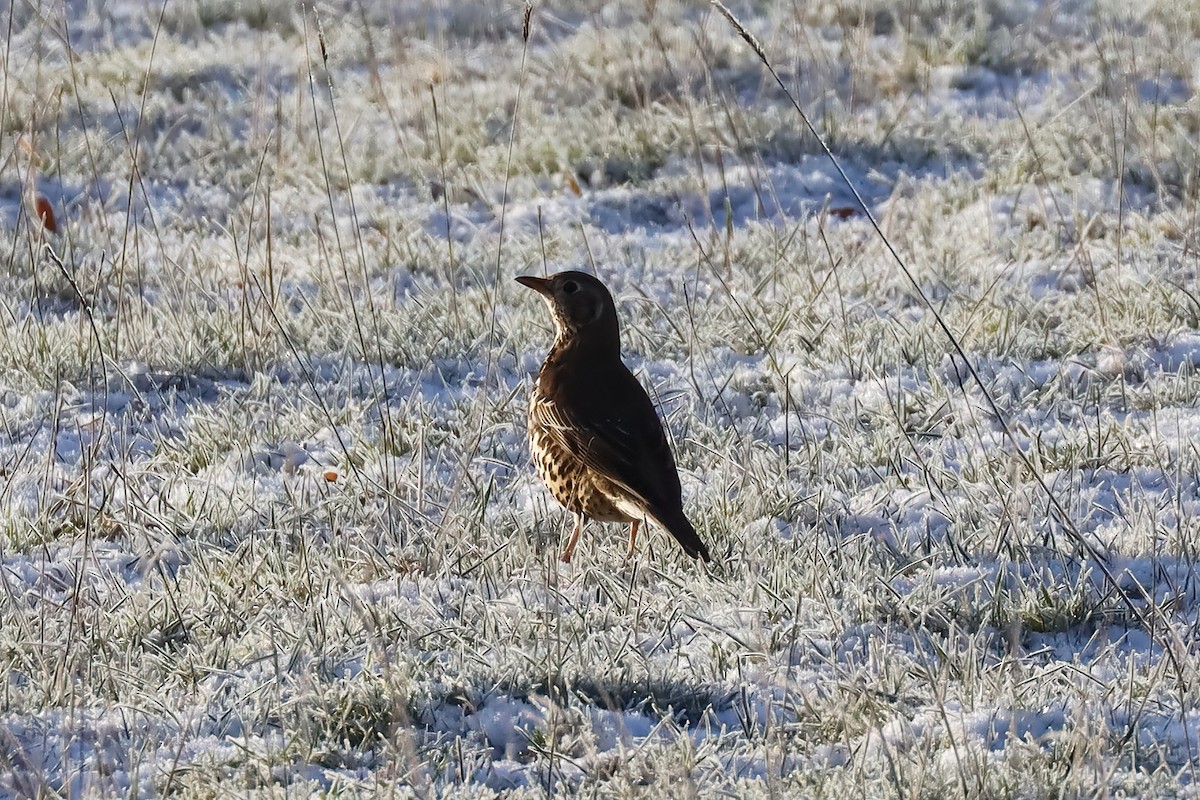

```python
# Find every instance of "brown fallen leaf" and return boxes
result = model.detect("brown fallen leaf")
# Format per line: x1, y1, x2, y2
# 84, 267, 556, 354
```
563, 171, 582, 197
34, 195, 57, 233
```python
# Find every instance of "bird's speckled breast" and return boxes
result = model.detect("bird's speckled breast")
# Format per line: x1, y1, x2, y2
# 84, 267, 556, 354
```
527, 384, 634, 523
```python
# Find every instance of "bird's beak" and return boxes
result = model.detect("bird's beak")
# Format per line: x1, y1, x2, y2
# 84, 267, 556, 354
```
515, 275, 552, 296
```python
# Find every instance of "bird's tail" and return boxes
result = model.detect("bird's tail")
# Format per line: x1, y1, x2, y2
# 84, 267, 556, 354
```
652, 509, 712, 562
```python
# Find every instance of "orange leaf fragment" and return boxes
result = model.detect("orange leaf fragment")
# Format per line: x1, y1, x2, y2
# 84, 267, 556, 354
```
563, 171, 582, 197
35, 196, 57, 232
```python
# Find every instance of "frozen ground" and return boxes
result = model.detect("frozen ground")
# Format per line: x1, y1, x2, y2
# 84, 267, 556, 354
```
3, 0, 1200, 796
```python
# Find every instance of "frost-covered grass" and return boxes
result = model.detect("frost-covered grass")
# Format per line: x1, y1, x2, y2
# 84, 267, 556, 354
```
3, 0, 1200, 796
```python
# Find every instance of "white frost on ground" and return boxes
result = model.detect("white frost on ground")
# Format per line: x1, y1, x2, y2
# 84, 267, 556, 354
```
4, 0, 1200, 796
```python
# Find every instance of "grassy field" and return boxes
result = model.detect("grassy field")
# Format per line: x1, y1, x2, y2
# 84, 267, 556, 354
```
4, 0, 1200, 796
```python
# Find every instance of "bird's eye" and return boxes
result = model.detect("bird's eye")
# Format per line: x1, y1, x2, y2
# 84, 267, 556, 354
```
562, 280, 579, 294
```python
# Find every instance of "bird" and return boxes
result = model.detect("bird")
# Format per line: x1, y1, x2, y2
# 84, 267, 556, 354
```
515, 270, 712, 564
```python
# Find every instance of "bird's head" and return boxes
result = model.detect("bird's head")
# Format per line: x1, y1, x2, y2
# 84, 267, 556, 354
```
516, 270, 620, 347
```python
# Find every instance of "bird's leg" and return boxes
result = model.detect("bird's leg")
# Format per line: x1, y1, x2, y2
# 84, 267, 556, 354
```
624, 519, 641, 561
561, 513, 585, 563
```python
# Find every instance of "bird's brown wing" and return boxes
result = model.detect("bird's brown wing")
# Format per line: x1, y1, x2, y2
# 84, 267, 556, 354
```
533, 365, 710, 560
534, 367, 677, 504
